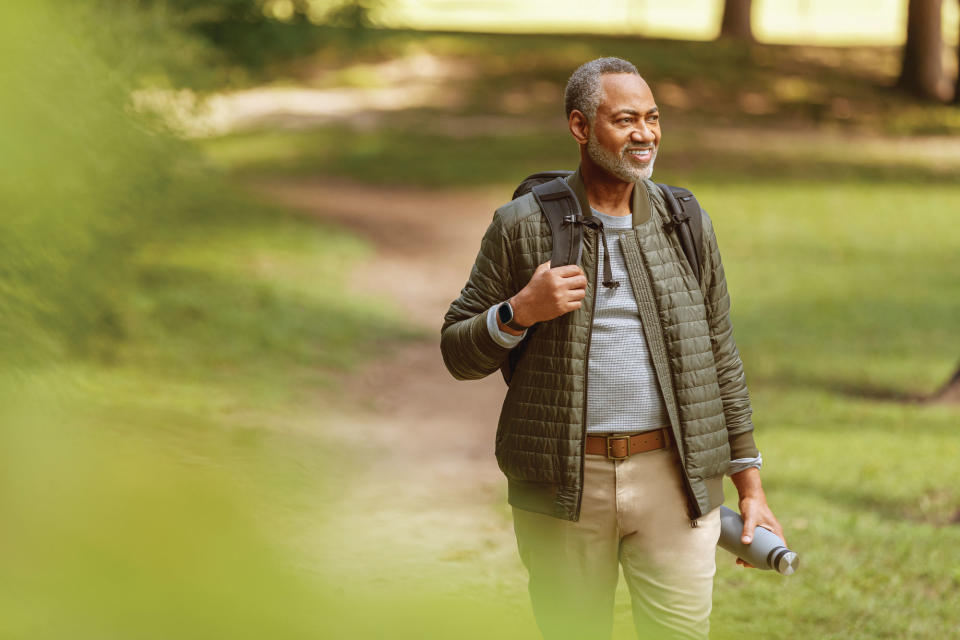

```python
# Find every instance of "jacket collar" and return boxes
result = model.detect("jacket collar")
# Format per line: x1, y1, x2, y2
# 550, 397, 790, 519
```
566, 167, 652, 228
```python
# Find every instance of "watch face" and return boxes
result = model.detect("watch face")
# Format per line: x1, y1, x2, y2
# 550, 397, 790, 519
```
498, 302, 512, 324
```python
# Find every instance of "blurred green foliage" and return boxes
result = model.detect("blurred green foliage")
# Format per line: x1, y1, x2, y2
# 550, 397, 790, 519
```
103, 0, 382, 72
0, 2, 406, 367
1, 2, 199, 363
0, 4, 413, 636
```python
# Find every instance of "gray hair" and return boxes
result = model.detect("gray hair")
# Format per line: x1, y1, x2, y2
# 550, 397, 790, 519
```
564, 57, 640, 122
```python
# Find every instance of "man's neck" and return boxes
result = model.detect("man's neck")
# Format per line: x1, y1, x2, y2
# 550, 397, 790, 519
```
579, 160, 634, 217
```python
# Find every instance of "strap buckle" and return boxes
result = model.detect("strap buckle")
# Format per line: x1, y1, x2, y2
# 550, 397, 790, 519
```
605, 435, 631, 460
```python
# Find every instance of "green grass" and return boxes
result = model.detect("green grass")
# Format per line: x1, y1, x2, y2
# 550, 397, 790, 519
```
703, 181, 960, 638
697, 180, 960, 393
201, 125, 573, 185
699, 178, 959, 638
130, 205, 413, 380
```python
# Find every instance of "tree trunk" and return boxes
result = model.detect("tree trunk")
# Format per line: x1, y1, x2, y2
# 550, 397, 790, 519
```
954, 0, 960, 103
719, 0, 754, 41
934, 362, 960, 402
898, 0, 944, 100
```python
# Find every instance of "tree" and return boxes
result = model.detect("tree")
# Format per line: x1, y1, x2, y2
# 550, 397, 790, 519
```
719, 0, 754, 41
934, 363, 960, 402
954, 0, 960, 103
898, 0, 944, 100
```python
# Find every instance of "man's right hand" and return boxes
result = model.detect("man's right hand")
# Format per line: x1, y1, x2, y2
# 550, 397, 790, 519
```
501, 261, 587, 335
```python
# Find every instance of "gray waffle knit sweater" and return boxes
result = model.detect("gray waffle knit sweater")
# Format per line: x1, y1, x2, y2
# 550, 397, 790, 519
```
582, 209, 668, 433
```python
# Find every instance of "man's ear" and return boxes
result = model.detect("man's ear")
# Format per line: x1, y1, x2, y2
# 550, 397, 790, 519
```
569, 110, 590, 145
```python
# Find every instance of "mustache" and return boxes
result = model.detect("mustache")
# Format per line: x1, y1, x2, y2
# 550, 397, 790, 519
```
623, 144, 655, 152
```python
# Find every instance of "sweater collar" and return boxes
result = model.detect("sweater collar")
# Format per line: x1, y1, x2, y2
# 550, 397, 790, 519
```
566, 167, 653, 228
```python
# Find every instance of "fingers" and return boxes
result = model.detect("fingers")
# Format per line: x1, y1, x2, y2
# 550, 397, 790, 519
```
558, 290, 585, 314
754, 517, 785, 546
736, 558, 756, 569
565, 274, 588, 290
521, 262, 588, 323
567, 285, 587, 301
741, 515, 757, 545
747, 517, 787, 548
550, 266, 586, 294
552, 264, 585, 278
753, 512, 787, 547
770, 521, 787, 547
545, 266, 586, 293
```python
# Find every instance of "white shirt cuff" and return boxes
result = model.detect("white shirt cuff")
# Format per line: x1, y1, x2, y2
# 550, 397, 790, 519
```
486, 304, 527, 348
727, 453, 763, 475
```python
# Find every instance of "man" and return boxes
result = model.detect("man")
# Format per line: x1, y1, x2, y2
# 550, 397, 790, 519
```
440, 57, 784, 640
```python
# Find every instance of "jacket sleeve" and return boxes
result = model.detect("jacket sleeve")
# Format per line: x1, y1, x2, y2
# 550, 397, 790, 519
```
700, 212, 760, 460
440, 210, 516, 380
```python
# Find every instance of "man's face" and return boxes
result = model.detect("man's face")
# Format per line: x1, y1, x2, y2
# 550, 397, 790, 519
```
586, 73, 660, 183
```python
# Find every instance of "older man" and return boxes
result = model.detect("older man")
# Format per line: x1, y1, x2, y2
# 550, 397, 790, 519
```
441, 57, 784, 639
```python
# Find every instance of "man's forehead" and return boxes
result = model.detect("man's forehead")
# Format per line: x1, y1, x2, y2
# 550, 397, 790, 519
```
597, 73, 656, 112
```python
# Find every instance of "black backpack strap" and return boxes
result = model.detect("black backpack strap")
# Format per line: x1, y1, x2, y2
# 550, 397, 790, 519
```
500, 175, 582, 386
656, 183, 704, 285
531, 177, 584, 268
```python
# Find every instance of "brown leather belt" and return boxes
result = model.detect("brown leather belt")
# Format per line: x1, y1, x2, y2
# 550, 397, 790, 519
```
584, 427, 673, 460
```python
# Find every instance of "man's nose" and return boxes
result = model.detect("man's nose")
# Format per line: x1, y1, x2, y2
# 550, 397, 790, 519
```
631, 124, 655, 143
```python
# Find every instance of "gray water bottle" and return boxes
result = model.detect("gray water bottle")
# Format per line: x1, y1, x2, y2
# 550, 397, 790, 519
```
718, 506, 799, 575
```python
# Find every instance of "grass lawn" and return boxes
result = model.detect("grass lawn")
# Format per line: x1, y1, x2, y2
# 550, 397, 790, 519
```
691, 178, 960, 639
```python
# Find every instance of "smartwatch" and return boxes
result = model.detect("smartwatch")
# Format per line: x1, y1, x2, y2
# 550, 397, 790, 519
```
497, 301, 529, 331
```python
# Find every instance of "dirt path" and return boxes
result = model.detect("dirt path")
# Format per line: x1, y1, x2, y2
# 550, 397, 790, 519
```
255, 178, 536, 621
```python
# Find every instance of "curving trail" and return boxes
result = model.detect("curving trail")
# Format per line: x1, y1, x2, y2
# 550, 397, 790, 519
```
255, 178, 538, 628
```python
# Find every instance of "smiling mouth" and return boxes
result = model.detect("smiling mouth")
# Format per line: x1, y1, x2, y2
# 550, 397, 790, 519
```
625, 147, 654, 162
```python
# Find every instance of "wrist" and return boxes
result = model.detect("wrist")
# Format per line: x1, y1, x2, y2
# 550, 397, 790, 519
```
731, 467, 764, 500
496, 298, 528, 336
508, 295, 534, 328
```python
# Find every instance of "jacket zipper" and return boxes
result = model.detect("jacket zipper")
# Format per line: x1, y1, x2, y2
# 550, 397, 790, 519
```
574, 224, 704, 527
574, 228, 601, 521
682, 467, 701, 527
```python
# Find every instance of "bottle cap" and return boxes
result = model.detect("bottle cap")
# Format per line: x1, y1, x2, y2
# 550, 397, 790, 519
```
774, 550, 799, 576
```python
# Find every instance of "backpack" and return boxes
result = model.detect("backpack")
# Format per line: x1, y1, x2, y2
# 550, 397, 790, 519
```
499, 170, 705, 384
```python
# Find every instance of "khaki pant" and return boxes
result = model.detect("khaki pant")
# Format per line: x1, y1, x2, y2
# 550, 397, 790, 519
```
512, 448, 721, 640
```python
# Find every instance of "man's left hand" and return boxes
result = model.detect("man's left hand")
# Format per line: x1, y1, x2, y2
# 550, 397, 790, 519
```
729, 467, 785, 569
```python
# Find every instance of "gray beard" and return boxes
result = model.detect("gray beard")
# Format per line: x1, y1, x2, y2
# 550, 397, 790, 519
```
587, 132, 657, 183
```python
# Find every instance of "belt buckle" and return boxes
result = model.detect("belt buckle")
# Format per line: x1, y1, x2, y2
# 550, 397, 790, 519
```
605, 435, 630, 460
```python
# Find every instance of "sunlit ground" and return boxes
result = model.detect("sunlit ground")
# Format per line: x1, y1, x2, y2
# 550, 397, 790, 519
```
372, 0, 959, 45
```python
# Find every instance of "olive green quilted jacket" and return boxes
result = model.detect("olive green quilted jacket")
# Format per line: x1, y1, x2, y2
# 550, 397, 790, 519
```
441, 170, 758, 522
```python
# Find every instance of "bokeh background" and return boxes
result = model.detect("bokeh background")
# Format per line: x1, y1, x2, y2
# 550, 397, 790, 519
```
2, 1, 959, 638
